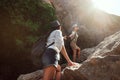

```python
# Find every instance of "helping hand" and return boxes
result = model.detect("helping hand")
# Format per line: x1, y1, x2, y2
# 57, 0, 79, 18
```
67, 61, 77, 66
63, 35, 67, 40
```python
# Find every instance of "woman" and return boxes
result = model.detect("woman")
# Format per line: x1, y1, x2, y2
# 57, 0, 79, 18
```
42, 20, 75, 80
69, 24, 81, 62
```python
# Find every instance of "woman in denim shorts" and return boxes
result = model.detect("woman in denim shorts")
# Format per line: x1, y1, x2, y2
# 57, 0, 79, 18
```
42, 20, 75, 80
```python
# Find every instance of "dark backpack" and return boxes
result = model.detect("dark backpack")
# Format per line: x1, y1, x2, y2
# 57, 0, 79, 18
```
31, 32, 54, 67
31, 36, 46, 67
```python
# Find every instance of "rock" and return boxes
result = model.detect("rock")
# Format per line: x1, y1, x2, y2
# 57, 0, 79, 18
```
89, 31, 120, 59
62, 55, 120, 80
62, 31, 120, 80
17, 70, 43, 80
18, 31, 120, 80
78, 47, 96, 62
78, 31, 120, 62
62, 64, 88, 80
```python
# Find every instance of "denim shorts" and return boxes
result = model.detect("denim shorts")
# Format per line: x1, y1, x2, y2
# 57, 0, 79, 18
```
42, 48, 59, 68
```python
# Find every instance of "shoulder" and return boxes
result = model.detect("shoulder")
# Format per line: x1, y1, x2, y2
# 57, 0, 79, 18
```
50, 30, 59, 34
71, 31, 75, 34
54, 30, 62, 34
50, 30, 62, 36
55, 30, 62, 33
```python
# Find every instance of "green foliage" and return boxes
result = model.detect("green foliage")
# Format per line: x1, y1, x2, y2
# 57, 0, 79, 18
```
0, 1, 57, 79
16, 39, 24, 50
0, 0, 56, 51
24, 19, 39, 32
26, 36, 39, 44
16, 39, 23, 46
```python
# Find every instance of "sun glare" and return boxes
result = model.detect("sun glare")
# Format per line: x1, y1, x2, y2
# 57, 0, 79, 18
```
92, 0, 120, 16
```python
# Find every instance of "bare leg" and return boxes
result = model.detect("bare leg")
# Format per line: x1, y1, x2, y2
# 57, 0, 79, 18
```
56, 65, 61, 80
77, 47, 81, 59
73, 49, 77, 62
43, 66, 56, 80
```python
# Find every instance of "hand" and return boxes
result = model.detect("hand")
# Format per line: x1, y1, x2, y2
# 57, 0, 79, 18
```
67, 36, 71, 39
67, 61, 76, 66
63, 36, 67, 40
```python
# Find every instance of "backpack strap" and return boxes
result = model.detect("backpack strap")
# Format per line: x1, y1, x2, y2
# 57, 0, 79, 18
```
46, 42, 55, 48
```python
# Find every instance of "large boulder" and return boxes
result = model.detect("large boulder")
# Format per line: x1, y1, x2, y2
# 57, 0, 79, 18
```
62, 31, 120, 80
17, 70, 43, 80
78, 47, 95, 62
18, 31, 120, 80
62, 55, 120, 80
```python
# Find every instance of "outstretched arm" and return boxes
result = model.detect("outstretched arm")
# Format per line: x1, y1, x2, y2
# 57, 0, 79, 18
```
55, 30, 76, 66
69, 31, 75, 38
61, 45, 74, 66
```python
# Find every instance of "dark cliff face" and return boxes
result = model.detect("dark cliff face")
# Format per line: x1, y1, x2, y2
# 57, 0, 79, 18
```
0, 0, 56, 80
51, 0, 120, 49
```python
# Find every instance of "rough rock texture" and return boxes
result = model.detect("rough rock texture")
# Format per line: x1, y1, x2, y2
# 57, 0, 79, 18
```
62, 55, 120, 80
17, 70, 43, 80
89, 31, 120, 58
18, 31, 120, 80
49, 0, 120, 48
78, 47, 95, 62
62, 31, 120, 80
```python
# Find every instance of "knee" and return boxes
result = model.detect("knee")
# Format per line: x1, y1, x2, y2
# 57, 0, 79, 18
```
73, 49, 76, 53
78, 47, 81, 51
56, 65, 61, 72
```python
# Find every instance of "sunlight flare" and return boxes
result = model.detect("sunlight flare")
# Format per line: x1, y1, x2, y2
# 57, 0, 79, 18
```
92, 0, 120, 16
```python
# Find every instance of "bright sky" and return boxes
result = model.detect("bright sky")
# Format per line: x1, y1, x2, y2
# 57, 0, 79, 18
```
92, 0, 120, 16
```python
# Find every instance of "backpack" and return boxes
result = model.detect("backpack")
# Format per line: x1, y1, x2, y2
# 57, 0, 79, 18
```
31, 31, 54, 67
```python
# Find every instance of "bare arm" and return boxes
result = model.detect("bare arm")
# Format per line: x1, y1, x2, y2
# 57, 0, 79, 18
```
68, 33, 72, 38
69, 31, 75, 38
61, 45, 74, 66
55, 30, 76, 66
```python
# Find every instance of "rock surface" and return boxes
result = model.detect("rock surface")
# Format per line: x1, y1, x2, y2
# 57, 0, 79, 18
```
17, 70, 43, 80
18, 31, 120, 80
62, 31, 120, 80
78, 47, 95, 62
50, 0, 120, 48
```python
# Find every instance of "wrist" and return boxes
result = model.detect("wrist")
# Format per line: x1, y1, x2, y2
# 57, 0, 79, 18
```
67, 60, 72, 63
